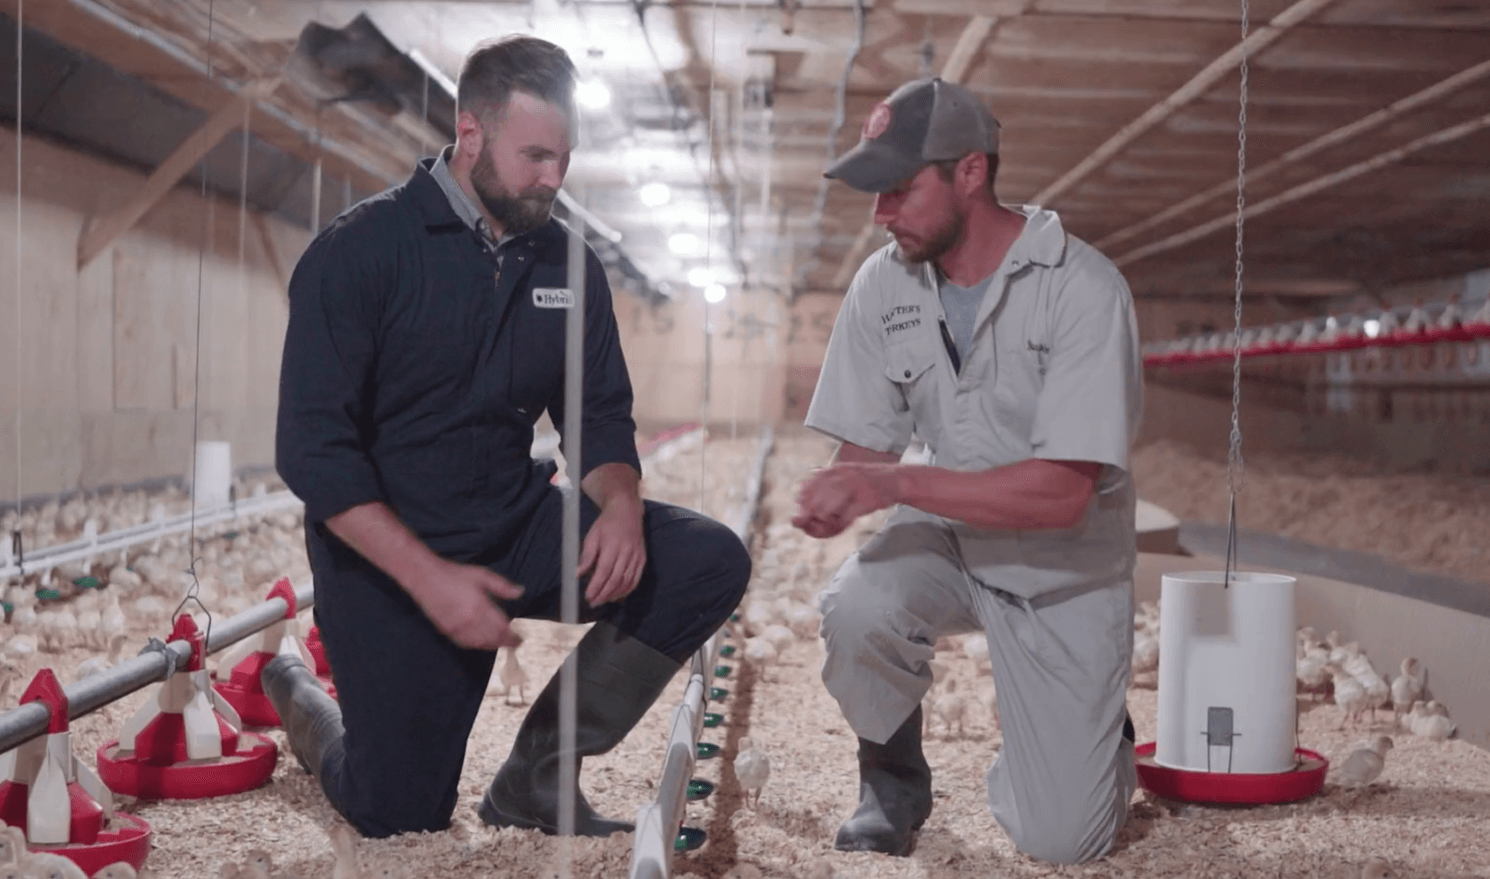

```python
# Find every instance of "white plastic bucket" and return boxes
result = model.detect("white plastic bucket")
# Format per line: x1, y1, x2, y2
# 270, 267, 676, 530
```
193, 441, 233, 510
1155, 571, 1296, 774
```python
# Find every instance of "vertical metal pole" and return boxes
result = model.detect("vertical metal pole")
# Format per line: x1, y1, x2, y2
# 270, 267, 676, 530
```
557, 202, 588, 869
309, 156, 322, 232
13, 0, 23, 520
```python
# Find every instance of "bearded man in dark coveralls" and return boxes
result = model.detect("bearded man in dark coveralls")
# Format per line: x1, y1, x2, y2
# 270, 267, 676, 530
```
266, 34, 751, 839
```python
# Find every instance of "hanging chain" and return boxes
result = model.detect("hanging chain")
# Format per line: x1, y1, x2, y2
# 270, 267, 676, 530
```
1223, 0, 1250, 588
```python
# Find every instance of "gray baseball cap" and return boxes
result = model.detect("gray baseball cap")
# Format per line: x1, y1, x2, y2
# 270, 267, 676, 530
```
825, 77, 1001, 193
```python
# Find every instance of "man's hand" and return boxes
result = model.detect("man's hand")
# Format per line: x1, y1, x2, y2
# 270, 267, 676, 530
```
404, 558, 525, 651
579, 495, 647, 605
792, 462, 901, 538
325, 502, 525, 651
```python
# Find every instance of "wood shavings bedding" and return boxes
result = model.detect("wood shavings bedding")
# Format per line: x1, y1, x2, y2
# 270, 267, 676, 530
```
11, 429, 1488, 878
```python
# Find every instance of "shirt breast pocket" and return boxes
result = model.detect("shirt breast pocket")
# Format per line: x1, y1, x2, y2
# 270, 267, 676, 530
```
884, 342, 939, 434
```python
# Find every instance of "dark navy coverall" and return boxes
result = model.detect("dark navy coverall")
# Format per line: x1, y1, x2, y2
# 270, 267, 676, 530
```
275, 158, 750, 837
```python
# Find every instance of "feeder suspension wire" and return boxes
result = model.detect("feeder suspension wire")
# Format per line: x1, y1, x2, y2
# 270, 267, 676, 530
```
1223, 0, 1251, 589
238, 102, 250, 307
176, 0, 218, 639
12, 0, 23, 571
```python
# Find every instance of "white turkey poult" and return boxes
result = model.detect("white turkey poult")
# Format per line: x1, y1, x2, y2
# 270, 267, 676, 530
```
1331, 735, 1394, 788
733, 737, 771, 810
1389, 657, 1424, 721
1325, 661, 1370, 728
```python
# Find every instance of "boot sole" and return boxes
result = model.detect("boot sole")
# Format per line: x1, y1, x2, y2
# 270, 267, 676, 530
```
477, 796, 634, 838
834, 828, 916, 857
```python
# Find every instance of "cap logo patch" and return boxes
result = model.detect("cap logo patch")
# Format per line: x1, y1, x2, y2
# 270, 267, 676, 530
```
864, 103, 892, 140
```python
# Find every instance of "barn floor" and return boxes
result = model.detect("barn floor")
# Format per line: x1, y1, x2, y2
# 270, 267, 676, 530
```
14, 430, 1490, 878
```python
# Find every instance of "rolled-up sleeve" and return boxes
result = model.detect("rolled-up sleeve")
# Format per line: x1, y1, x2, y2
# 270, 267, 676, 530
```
275, 226, 389, 522
549, 248, 641, 478
805, 255, 913, 454
1029, 259, 1142, 475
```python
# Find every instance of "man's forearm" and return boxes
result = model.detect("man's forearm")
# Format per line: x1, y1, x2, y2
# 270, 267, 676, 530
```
324, 501, 444, 593
835, 441, 901, 465
580, 462, 643, 512
891, 458, 1098, 530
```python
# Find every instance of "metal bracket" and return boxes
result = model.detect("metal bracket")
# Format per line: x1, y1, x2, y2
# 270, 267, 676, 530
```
1202, 706, 1240, 773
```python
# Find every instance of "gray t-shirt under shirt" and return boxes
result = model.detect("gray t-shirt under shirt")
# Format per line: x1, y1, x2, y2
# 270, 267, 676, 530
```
939, 272, 995, 364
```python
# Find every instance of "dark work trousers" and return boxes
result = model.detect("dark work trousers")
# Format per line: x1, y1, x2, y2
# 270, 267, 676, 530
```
306, 489, 751, 838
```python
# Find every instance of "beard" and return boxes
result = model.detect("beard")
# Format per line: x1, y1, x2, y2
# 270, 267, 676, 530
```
893, 206, 965, 265
470, 151, 557, 236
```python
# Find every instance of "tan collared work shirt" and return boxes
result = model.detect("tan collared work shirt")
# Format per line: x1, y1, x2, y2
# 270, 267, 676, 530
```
806, 206, 1143, 599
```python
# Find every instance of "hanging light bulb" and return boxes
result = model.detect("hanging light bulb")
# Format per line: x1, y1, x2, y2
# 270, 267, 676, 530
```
639, 182, 671, 207
575, 80, 612, 110
668, 232, 700, 255
687, 267, 715, 288
704, 284, 727, 304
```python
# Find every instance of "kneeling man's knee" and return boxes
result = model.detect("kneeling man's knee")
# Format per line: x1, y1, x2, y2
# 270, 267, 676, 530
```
1004, 800, 1126, 865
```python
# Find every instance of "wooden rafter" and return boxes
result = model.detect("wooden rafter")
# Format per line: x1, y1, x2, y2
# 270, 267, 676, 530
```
1031, 0, 1340, 208
76, 78, 281, 270
1114, 110, 1490, 267
1095, 56, 1490, 253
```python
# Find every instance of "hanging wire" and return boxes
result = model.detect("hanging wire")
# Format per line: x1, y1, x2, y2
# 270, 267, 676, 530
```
1222, 0, 1251, 589
697, 0, 723, 516
237, 101, 250, 311
175, 0, 220, 638
12, 0, 23, 577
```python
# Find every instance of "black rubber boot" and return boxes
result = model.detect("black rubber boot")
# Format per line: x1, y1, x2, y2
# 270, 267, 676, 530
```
478, 621, 680, 837
261, 652, 345, 779
834, 705, 934, 857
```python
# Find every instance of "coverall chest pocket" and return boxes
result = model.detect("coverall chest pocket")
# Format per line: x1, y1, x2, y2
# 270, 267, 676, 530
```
884, 342, 940, 434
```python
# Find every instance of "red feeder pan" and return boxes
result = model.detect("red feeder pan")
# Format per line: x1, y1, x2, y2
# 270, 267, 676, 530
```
212, 650, 286, 728
305, 626, 338, 696
212, 578, 331, 725
1134, 742, 1329, 805
95, 732, 277, 802
96, 615, 278, 800
0, 669, 153, 874
19, 813, 153, 877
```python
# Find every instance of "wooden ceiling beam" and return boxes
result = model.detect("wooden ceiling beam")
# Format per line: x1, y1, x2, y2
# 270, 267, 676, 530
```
1031, 0, 1341, 208
77, 78, 281, 270
5, 0, 408, 194
1114, 109, 1490, 268
1097, 56, 1490, 253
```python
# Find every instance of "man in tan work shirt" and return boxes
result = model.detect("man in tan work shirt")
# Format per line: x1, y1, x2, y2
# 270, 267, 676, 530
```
794, 76, 1142, 864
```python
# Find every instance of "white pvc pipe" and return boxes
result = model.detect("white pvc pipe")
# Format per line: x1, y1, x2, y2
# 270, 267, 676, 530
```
0, 489, 303, 581
1155, 571, 1297, 774
628, 427, 773, 879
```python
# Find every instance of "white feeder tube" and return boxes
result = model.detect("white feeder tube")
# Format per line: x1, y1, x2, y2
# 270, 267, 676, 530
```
1155, 571, 1297, 774
192, 441, 232, 510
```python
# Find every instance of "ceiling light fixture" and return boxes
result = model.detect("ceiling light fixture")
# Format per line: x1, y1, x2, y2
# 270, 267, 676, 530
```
668, 232, 700, 255
576, 80, 611, 110
639, 182, 671, 207
704, 284, 727, 304
687, 267, 716, 288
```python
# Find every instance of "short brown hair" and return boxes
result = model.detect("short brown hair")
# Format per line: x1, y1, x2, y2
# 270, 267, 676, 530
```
933, 152, 1000, 195
458, 35, 577, 123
